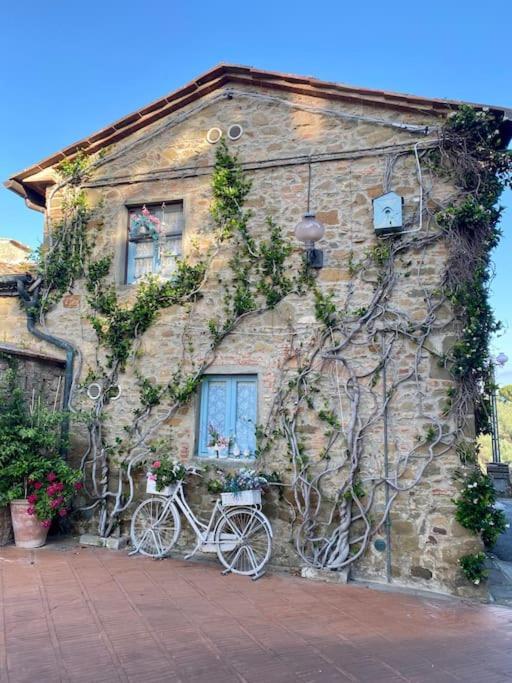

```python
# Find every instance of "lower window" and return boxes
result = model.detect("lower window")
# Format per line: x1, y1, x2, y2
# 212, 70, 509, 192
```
198, 375, 257, 459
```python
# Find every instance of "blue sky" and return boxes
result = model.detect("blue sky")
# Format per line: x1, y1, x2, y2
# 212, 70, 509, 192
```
1, 0, 511, 380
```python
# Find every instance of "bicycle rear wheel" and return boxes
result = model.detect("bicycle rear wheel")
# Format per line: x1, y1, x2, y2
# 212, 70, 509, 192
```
130, 497, 180, 558
215, 507, 272, 577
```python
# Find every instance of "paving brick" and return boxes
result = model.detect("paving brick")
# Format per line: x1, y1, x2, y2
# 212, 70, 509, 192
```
1, 544, 512, 682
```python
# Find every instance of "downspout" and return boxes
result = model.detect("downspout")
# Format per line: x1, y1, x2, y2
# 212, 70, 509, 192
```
14, 277, 75, 457
381, 338, 392, 583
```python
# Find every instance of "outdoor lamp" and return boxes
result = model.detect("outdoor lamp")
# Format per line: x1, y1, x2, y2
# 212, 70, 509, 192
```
294, 158, 325, 269
295, 212, 325, 268
495, 353, 509, 367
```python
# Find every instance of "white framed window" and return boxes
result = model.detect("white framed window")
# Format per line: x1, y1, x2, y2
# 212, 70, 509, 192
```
198, 375, 257, 459
126, 202, 183, 284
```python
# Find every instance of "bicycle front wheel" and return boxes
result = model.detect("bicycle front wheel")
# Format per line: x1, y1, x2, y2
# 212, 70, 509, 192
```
215, 507, 272, 576
130, 497, 180, 558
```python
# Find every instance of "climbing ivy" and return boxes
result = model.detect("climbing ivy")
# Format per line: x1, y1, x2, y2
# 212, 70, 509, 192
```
434, 106, 512, 434
207, 138, 310, 343
86, 260, 207, 368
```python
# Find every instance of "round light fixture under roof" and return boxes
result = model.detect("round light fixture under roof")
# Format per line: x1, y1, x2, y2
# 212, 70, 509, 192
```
206, 127, 222, 144
227, 124, 243, 141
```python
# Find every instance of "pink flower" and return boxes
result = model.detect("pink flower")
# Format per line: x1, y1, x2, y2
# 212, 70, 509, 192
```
41, 519, 51, 529
142, 206, 150, 216
47, 482, 64, 497
74, 482, 83, 491
58, 508, 68, 517
152, 461, 161, 469
50, 498, 63, 510
47, 472, 57, 482
27, 494, 38, 504
27, 506, 35, 516
147, 473, 157, 481
33, 482, 43, 490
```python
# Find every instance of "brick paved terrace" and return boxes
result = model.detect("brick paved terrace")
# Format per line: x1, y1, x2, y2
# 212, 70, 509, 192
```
1, 544, 512, 682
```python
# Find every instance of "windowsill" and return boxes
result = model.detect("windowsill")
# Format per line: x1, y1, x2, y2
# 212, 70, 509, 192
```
191, 456, 257, 467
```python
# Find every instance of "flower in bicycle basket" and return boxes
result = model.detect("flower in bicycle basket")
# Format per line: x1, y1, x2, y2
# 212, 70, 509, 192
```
147, 456, 187, 490
222, 469, 269, 494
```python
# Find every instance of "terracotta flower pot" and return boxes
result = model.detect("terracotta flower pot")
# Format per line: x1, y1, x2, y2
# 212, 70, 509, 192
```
10, 499, 49, 548
0, 506, 13, 546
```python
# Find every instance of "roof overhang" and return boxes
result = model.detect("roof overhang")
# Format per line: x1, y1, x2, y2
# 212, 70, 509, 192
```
5, 63, 512, 211
0, 342, 66, 367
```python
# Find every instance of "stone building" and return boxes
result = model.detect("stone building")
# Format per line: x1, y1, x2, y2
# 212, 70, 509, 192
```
0, 238, 32, 271
0, 240, 65, 404
4, 65, 511, 596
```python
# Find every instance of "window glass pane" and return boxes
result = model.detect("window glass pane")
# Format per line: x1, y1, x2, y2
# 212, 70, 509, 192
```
134, 240, 155, 281
162, 204, 183, 235
159, 235, 182, 279
203, 380, 229, 451
234, 380, 257, 457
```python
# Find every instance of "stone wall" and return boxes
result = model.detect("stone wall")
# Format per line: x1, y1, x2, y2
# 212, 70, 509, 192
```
0, 344, 65, 409
3, 83, 484, 596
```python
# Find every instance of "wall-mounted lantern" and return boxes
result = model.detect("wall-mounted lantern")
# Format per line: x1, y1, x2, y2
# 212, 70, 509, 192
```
294, 159, 325, 268
295, 213, 325, 268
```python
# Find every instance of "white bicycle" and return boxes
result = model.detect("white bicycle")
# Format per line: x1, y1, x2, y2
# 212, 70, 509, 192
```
130, 469, 273, 580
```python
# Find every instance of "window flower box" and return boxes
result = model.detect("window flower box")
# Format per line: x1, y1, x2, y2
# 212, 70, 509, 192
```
221, 490, 261, 507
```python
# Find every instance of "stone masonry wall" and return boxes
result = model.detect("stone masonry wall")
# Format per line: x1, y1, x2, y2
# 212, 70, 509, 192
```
0, 345, 65, 409
3, 83, 484, 597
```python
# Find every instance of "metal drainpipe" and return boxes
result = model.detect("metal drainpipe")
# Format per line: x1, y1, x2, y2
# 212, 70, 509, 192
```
14, 277, 75, 458
381, 339, 392, 583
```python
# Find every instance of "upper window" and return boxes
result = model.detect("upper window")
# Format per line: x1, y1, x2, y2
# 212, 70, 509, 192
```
126, 202, 183, 284
198, 375, 257, 460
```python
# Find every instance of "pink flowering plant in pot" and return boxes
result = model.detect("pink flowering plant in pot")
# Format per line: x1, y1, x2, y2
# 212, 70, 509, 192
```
0, 365, 82, 547
5, 449, 82, 547
24, 464, 82, 527
130, 205, 162, 241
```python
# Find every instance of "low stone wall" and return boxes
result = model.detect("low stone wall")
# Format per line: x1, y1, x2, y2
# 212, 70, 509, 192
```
0, 343, 65, 408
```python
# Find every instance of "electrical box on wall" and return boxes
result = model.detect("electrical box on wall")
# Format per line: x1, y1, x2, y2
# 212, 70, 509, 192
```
373, 191, 404, 235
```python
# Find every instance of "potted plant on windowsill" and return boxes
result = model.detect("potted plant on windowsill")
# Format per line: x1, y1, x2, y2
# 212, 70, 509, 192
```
207, 424, 232, 459
146, 456, 187, 496
129, 205, 163, 241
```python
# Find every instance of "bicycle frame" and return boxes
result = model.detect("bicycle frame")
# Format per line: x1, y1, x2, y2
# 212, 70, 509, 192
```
144, 480, 268, 562
130, 481, 273, 581
173, 481, 229, 558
